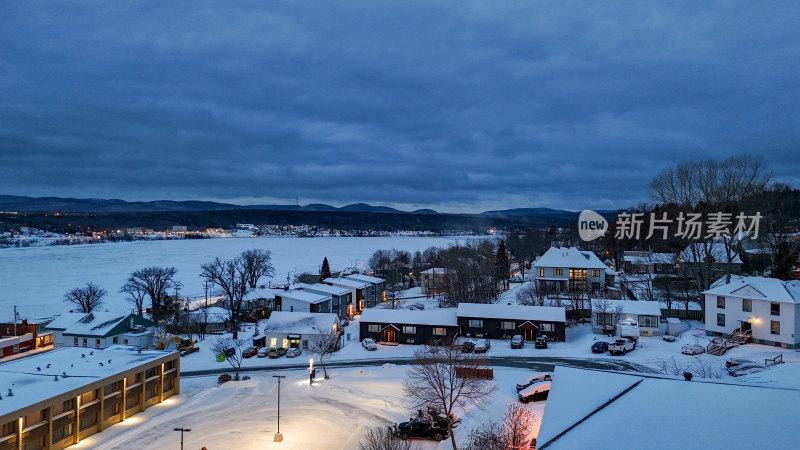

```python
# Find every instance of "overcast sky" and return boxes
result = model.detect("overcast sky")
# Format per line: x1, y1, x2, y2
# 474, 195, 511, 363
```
2, 1, 798, 213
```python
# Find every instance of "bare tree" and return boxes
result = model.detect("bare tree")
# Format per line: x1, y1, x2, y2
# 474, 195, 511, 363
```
201, 257, 249, 339
240, 249, 275, 289
121, 280, 147, 316
501, 403, 535, 449
516, 283, 549, 306
128, 266, 179, 320
656, 357, 687, 376
461, 422, 505, 450
63, 282, 106, 313
359, 426, 419, 450
403, 344, 497, 450
688, 357, 723, 379
211, 336, 247, 381
309, 324, 340, 379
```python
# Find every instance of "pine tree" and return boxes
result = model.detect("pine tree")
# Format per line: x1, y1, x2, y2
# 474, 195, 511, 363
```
495, 241, 510, 290
321, 257, 332, 280
771, 241, 798, 281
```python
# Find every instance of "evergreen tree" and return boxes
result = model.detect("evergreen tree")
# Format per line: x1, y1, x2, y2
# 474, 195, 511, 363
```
321, 257, 332, 280
495, 240, 510, 290
771, 241, 798, 281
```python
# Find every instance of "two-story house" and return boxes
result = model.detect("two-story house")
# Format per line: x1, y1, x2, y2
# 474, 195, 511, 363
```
45, 312, 155, 349
623, 251, 677, 275
533, 247, 615, 294
344, 274, 386, 308
296, 283, 353, 318
703, 276, 800, 348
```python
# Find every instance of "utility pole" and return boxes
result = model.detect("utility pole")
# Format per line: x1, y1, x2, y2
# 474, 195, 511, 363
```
173, 427, 191, 450
13, 305, 17, 336
273, 375, 286, 442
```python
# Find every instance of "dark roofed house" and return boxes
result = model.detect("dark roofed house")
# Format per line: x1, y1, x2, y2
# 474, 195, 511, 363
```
46, 312, 155, 349
456, 303, 567, 342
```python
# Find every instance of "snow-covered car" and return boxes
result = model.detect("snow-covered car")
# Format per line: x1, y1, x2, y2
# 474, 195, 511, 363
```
362, 338, 378, 351
662, 335, 676, 342
409, 303, 425, 310
681, 344, 705, 355
242, 347, 258, 359
510, 335, 524, 349
340, 319, 349, 327
608, 338, 636, 355
516, 373, 552, 391
468, 338, 490, 353
729, 364, 767, 377
518, 381, 551, 403
267, 347, 286, 358
257, 347, 269, 358
725, 358, 754, 368
286, 347, 302, 358
591, 341, 609, 353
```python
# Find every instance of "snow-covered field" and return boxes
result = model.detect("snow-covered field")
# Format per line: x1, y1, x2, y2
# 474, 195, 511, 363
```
82, 365, 542, 450
0, 236, 472, 318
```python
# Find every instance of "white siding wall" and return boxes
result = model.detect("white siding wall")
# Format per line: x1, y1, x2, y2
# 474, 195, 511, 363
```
705, 294, 799, 346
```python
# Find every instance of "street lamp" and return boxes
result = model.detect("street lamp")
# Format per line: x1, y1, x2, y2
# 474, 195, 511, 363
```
308, 358, 315, 385
273, 375, 286, 442
173, 427, 191, 450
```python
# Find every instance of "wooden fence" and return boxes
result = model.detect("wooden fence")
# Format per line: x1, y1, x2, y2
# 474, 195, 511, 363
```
456, 367, 494, 380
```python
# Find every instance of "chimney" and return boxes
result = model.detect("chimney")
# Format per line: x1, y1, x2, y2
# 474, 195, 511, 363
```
683, 372, 693, 381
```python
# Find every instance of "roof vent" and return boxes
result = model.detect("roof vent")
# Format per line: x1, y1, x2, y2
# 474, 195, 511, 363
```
54, 375, 59, 381
683, 372, 693, 381
7, 389, 12, 397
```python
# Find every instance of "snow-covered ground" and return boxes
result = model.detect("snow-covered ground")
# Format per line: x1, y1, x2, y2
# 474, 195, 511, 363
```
0, 236, 470, 317
83, 365, 543, 450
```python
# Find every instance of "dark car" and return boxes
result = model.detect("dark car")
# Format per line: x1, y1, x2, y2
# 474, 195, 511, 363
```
510, 335, 524, 349
534, 336, 548, 349
395, 418, 448, 441
242, 347, 258, 358
591, 341, 609, 353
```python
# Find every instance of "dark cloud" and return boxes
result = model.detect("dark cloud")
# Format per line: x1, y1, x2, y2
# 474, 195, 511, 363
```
1, 1, 799, 213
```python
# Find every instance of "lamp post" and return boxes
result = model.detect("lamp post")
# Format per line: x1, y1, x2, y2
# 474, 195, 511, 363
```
308, 358, 315, 385
173, 427, 191, 450
273, 375, 286, 442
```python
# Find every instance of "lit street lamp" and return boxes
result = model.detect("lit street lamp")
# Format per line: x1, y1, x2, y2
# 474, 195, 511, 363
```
173, 427, 191, 450
308, 358, 315, 385
273, 375, 286, 442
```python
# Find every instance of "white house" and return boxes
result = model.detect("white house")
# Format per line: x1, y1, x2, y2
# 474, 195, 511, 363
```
272, 288, 333, 313
324, 276, 370, 314
45, 312, 155, 349
591, 299, 662, 337
533, 247, 615, 293
703, 276, 800, 348
419, 268, 456, 295
256, 312, 339, 350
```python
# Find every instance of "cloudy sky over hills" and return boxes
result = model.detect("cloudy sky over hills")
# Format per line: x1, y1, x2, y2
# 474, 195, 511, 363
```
2, 1, 798, 213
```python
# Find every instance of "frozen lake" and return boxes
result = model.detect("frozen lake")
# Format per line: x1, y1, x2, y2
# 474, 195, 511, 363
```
0, 236, 473, 319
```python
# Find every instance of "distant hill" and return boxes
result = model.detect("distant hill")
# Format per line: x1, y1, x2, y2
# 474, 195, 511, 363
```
481, 207, 578, 218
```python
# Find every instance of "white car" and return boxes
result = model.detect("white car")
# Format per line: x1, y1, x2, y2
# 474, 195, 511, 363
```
725, 358, 754, 368
286, 347, 302, 358
516, 373, 552, 391
257, 347, 269, 358
362, 338, 378, 351
681, 344, 705, 355
467, 338, 490, 353
729, 364, 766, 377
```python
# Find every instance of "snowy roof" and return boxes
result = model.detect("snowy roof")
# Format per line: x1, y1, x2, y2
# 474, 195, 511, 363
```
0, 345, 176, 419
264, 312, 339, 336
43, 312, 86, 330
590, 299, 662, 316
245, 287, 277, 300
359, 308, 458, 327
278, 289, 331, 305
623, 251, 676, 265
189, 306, 229, 322
421, 268, 456, 275
45, 312, 154, 337
703, 276, 800, 304
456, 303, 566, 323
681, 242, 742, 263
533, 247, 608, 270
537, 366, 800, 449
296, 283, 351, 296
324, 277, 369, 289
345, 274, 385, 284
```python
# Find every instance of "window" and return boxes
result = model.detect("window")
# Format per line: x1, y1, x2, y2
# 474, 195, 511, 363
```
500, 321, 515, 330
82, 338, 88, 347
123, 339, 129, 345
771, 320, 780, 335
73, 337, 79, 347
95, 338, 101, 348
591, 269, 601, 277
270, 337, 277, 348
596, 313, 613, 326
282, 338, 288, 348
742, 299, 752, 313
1, 421, 15, 438
716, 296, 725, 309
639, 316, 658, 328
406, 338, 415, 344
468, 319, 483, 328
539, 268, 544, 277
771, 303, 780, 316
541, 323, 554, 332
113, 336, 118, 344
402, 326, 416, 334
367, 324, 380, 333
553, 268, 564, 276
433, 327, 446, 336
654, 264, 662, 272
302, 340, 309, 349
717, 313, 725, 327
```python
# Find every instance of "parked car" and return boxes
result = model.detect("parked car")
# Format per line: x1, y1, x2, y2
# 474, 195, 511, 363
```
591, 341, 609, 354
681, 344, 705, 355
362, 338, 378, 351
286, 347, 302, 358
729, 363, 767, 377
409, 303, 425, 310
534, 336, 548, 349
516, 373, 552, 391
662, 335, 676, 342
510, 335, 524, 349
340, 319, 349, 327
242, 347, 258, 359
608, 338, 636, 355
257, 347, 269, 358
223, 347, 236, 358
518, 381, 551, 403
393, 417, 448, 441
725, 358, 754, 368
468, 338, 490, 353
267, 347, 283, 358
461, 340, 475, 353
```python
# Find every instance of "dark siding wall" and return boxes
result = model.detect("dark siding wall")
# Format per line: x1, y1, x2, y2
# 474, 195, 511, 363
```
457, 317, 566, 342
359, 321, 458, 345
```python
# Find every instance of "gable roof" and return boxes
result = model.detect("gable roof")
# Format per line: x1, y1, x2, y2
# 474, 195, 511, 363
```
278, 289, 331, 305
703, 276, 800, 304
681, 242, 742, 263
533, 247, 608, 270
537, 366, 800, 449
296, 283, 352, 296
324, 277, 369, 289
590, 299, 662, 316
345, 274, 385, 284
43, 312, 86, 331
264, 312, 339, 335
359, 308, 458, 327
59, 312, 154, 337
456, 303, 566, 323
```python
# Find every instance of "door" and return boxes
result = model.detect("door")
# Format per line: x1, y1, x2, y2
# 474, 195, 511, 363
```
519, 322, 538, 341
383, 327, 399, 343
